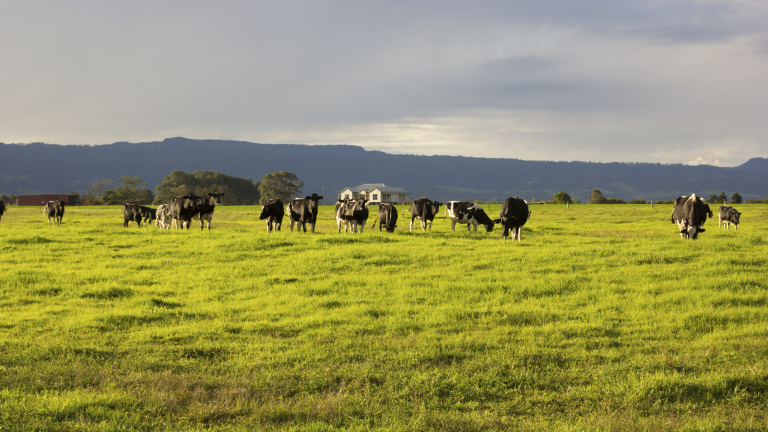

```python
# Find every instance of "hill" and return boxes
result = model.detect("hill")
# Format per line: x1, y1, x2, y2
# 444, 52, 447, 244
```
1, 137, 766, 201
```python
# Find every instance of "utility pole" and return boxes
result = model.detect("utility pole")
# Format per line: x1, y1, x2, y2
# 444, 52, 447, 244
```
322, 186, 325, 206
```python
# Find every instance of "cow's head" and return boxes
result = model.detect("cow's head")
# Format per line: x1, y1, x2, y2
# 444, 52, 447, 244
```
431, 201, 442, 214
306, 193, 323, 202
259, 199, 280, 220
208, 191, 224, 204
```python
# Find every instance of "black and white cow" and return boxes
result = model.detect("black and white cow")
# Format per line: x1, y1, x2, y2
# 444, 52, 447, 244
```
371, 203, 398, 232
259, 198, 285, 233
336, 199, 369, 233
493, 197, 529, 241
671, 194, 713, 239
170, 193, 199, 230
43, 200, 66, 226
0, 201, 6, 223
718, 204, 741, 230
404, 198, 442, 232
286, 193, 323, 233
445, 201, 495, 232
155, 204, 172, 229
191, 191, 224, 231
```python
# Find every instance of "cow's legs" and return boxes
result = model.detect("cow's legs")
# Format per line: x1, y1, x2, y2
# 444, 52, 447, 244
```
517, 226, 523, 242
410, 217, 415, 232
359, 221, 364, 233
451, 219, 456, 232
719, 218, 722, 229
428, 220, 433, 232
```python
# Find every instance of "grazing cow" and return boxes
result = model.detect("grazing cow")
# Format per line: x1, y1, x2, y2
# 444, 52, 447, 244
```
445, 201, 495, 232
170, 193, 199, 230
337, 199, 370, 233
404, 198, 442, 232
492, 197, 529, 241
371, 203, 398, 232
670, 194, 713, 239
191, 191, 224, 231
140, 207, 157, 227
719, 204, 741, 230
0, 201, 6, 223
286, 193, 323, 233
259, 198, 285, 233
155, 204, 172, 229
43, 201, 66, 226
123, 203, 143, 227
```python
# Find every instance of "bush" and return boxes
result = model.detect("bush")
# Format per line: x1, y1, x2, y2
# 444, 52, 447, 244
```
629, 199, 647, 204
605, 198, 626, 204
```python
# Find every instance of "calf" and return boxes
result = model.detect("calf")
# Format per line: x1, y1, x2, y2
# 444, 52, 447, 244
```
337, 199, 369, 233
191, 191, 224, 230
0, 201, 6, 223
671, 194, 713, 239
445, 201, 495, 232
170, 193, 199, 230
286, 193, 323, 233
493, 197, 529, 241
259, 198, 285, 233
43, 200, 66, 226
371, 203, 398, 232
155, 204, 172, 229
334, 198, 350, 232
404, 198, 442, 232
718, 204, 741, 230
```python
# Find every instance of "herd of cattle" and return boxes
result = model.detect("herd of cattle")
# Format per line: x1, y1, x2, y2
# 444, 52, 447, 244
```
0, 192, 743, 241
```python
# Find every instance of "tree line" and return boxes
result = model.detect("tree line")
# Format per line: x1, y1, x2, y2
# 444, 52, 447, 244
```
79, 170, 305, 206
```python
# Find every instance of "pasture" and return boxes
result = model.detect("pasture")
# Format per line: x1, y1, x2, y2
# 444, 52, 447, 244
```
1, 203, 767, 431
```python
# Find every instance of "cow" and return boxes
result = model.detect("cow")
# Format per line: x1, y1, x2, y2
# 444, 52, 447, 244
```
336, 199, 370, 233
719, 204, 741, 230
123, 203, 143, 227
334, 198, 351, 232
170, 193, 199, 230
404, 198, 442, 232
670, 194, 713, 239
259, 198, 285, 233
370, 203, 398, 232
190, 191, 224, 230
155, 204, 172, 229
285, 193, 323, 233
43, 200, 66, 226
445, 201, 495, 232
0, 201, 6, 223
492, 197, 529, 241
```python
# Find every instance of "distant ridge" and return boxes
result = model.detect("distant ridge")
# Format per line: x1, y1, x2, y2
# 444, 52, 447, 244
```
1, 137, 766, 201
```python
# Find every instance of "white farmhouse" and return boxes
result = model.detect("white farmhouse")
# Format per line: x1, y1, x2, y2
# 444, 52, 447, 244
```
339, 184, 409, 205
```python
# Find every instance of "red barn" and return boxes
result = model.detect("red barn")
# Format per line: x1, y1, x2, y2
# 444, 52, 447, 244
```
17, 194, 80, 206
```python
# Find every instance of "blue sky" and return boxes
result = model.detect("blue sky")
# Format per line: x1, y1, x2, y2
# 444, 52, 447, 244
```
2, 1, 766, 166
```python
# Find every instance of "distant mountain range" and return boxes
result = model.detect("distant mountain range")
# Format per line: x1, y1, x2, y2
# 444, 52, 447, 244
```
1, 137, 767, 202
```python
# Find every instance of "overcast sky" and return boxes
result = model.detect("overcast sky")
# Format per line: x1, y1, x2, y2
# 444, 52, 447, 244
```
2, 1, 767, 166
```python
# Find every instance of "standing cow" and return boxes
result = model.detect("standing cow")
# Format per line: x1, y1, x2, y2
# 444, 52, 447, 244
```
445, 201, 495, 232
336, 199, 369, 233
43, 201, 66, 226
371, 203, 398, 232
719, 204, 741, 230
155, 204, 172, 229
123, 204, 157, 228
493, 197, 529, 241
259, 198, 285, 233
191, 191, 224, 230
286, 193, 323, 233
0, 201, 6, 223
671, 194, 713, 239
404, 198, 442, 232
170, 193, 199, 230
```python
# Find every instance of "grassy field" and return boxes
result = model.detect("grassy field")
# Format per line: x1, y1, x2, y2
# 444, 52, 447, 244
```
1, 203, 767, 431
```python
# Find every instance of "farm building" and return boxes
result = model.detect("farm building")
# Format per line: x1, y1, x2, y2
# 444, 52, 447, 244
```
339, 184, 409, 205
17, 194, 80, 206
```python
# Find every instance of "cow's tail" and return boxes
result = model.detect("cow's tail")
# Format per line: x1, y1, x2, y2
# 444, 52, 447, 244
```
401, 209, 410, 217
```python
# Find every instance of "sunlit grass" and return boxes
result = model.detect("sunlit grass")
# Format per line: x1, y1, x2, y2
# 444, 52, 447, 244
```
1, 203, 767, 430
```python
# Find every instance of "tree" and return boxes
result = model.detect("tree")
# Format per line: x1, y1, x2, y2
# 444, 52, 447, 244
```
718, 192, 728, 204
708, 194, 719, 204
154, 170, 260, 205
554, 191, 572, 204
101, 176, 154, 204
591, 189, 606, 204
731, 192, 742, 204
258, 171, 303, 204
85, 179, 116, 204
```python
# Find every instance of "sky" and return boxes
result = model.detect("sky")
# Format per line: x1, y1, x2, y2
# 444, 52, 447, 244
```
1, 1, 767, 166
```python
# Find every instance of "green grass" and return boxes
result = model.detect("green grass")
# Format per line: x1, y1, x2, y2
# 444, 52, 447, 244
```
1, 203, 767, 431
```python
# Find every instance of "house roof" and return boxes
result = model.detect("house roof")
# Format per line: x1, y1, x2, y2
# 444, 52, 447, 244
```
354, 184, 408, 193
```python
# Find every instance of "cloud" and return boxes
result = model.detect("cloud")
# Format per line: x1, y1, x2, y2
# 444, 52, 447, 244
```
1, 1, 767, 166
